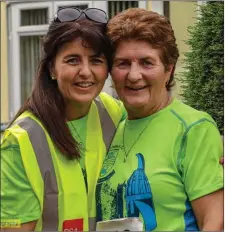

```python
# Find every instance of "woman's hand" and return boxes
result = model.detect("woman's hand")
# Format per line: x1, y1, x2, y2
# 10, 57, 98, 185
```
219, 157, 224, 167
2, 220, 37, 231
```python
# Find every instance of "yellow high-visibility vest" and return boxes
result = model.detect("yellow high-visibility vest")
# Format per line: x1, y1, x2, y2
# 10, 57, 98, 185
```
3, 93, 124, 231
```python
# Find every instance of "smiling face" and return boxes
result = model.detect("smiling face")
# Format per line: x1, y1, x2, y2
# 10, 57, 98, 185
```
111, 39, 173, 119
52, 37, 108, 112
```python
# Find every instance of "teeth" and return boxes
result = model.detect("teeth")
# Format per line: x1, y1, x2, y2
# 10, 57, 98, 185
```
74, 82, 94, 87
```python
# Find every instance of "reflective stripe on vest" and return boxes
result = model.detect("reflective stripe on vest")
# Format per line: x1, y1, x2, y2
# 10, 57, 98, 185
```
94, 96, 116, 152
89, 217, 96, 231
13, 96, 118, 231
18, 117, 58, 231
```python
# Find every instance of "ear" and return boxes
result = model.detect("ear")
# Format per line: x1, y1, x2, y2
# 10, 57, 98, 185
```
49, 62, 56, 79
165, 64, 175, 83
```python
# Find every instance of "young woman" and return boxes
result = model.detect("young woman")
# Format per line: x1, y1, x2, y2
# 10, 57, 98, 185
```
1, 8, 125, 231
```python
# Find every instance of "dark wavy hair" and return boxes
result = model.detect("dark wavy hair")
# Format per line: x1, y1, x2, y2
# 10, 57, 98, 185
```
9, 19, 112, 159
107, 8, 179, 91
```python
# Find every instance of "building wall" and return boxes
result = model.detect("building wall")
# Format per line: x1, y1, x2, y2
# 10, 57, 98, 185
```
1, 2, 9, 123
170, 1, 197, 98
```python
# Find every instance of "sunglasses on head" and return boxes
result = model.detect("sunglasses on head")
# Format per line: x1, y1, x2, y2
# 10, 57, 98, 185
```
54, 7, 108, 24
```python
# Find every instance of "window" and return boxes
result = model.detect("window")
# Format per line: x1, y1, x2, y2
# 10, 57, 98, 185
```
9, 2, 51, 117
53, 1, 92, 13
150, 1, 170, 18
58, 5, 88, 10
164, 1, 170, 19
21, 8, 48, 26
20, 35, 42, 104
108, 1, 138, 19
19, 8, 48, 104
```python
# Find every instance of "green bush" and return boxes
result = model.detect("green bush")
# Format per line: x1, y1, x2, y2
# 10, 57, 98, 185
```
180, 2, 224, 134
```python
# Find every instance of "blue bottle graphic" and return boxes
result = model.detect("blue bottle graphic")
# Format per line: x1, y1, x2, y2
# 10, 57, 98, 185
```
125, 153, 157, 231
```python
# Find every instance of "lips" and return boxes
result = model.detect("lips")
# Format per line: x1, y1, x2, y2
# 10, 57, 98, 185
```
126, 85, 147, 91
73, 82, 95, 88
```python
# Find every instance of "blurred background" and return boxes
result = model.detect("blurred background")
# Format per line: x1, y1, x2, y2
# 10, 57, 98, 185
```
0, 0, 216, 129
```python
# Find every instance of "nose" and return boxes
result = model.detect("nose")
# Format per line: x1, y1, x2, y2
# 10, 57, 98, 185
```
127, 63, 142, 82
78, 61, 92, 78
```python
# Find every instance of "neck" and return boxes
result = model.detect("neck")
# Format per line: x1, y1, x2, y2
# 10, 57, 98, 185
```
127, 92, 172, 120
65, 101, 91, 121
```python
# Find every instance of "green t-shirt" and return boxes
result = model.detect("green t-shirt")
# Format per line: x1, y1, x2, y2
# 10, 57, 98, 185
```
96, 98, 223, 231
1, 115, 88, 223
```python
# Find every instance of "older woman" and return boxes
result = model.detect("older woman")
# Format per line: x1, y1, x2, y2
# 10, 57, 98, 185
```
96, 8, 223, 231
1, 8, 125, 231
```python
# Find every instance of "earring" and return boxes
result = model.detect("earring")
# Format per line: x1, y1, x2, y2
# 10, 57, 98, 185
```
51, 76, 56, 80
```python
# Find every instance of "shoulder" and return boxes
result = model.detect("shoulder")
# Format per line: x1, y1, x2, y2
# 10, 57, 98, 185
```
1, 133, 23, 180
7, 111, 41, 130
1, 132, 20, 150
99, 92, 122, 106
169, 98, 217, 129
98, 92, 127, 123
2, 111, 47, 145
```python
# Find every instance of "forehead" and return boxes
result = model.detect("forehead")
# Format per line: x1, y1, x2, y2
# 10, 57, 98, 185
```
57, 37, 96, 56
114, 39, 161, 60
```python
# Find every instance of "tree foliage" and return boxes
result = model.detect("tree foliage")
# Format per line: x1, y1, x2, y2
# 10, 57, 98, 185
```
180, 2, 224, 134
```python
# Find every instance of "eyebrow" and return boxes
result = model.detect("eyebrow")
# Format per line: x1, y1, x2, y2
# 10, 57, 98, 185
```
141, 56, 156, 60
113, 58, 128, 63
141, 56, 157, 63
91, 54, 105, 58
64, 53, 104, 59
114, 56, 157, 62
64, 54, 79, 59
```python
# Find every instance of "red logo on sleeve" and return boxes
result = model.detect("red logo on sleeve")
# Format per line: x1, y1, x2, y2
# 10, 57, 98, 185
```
63, 218, 83, 231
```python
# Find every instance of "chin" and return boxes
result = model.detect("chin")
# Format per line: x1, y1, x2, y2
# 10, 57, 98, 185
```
72, 94, 97, 104
125, 100, 147, 109
124, 96, 149, 108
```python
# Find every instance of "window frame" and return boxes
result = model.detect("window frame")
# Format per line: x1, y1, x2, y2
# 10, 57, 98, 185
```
151, 1, 164, 15
138, 1, 147, 9
9, 2, 51, 117
53, 1, 93, 13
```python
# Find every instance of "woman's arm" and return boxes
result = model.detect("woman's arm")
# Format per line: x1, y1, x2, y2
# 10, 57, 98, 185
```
181, 118, 223, 231
1, 134, 41, 231
191, 189, 224, 231
2, 220, 37, 231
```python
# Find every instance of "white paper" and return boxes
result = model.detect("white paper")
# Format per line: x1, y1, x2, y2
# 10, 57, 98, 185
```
96, 217, 143, 231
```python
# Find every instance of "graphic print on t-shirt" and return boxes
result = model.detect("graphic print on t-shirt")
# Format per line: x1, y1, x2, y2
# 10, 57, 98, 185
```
96, 152, 157, 231
125, 153, 157, 230
98, 145, 121, 182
